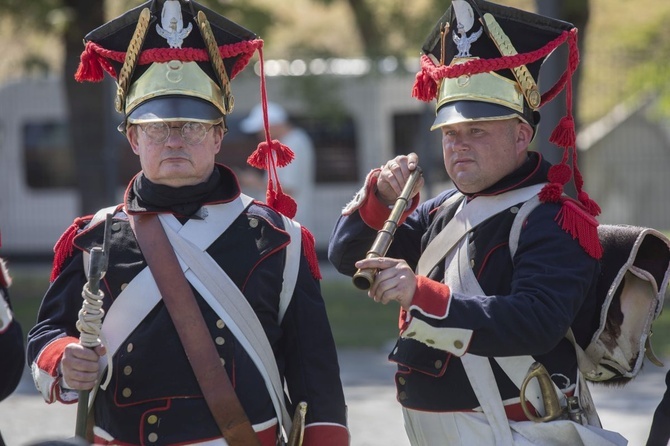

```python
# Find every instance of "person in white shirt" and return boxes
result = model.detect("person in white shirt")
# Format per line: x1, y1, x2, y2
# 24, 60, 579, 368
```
241, 102, 316, 230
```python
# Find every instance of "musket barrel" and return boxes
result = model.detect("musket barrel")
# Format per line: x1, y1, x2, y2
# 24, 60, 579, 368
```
352, 167, 422, 290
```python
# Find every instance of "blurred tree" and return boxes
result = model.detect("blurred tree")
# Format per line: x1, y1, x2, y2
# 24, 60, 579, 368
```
312, 0, 437, 58
0, 0, 109, 213
624, 9, 670, 115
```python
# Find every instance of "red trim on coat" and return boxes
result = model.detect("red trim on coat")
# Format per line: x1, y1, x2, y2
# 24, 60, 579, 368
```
409, 276, 451, 319
476, 242, 508, 281
303, 423, 350, 446
37, 336, 78, 377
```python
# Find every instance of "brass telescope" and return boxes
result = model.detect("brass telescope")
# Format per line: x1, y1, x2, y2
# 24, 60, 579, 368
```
352, 166, 422, 290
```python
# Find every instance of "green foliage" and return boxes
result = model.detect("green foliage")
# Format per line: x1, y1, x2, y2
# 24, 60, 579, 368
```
8, 267, 401, 349
321, 279, 401, 348
9, 267, 670, 358
623, 10, 670, 115
6, 266, 51, 335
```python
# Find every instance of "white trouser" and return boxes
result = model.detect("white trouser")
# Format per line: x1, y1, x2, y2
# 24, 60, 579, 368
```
402, 408, 628, 446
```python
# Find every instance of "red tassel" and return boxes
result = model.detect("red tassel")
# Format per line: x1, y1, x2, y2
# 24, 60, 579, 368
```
549, 116, 576, 149
268, 190, 297, 219
50, 217, 87, 281
547, 163, 572, 185
411, 70, 438, 102
555, 199, 602, 259
300, 226, 321, 280
247, 140, 295, 170
538, 183, 564, 204
247, 141, 271, 169
74, 43, 105, 83
578, 191, 601, 217
272, 140, 295, 167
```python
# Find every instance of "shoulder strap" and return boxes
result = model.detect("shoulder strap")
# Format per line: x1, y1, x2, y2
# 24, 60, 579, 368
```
161, 215, 293, 437
508, 196, 603, 424
131, 214, 261, 446
417, 184, 545, 276
279, 216, 301, 324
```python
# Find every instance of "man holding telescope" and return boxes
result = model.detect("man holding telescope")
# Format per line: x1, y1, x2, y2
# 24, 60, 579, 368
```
329, 0, 625, 444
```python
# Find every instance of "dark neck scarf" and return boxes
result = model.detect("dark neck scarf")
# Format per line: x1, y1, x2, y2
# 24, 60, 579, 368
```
126, 165, 239, 218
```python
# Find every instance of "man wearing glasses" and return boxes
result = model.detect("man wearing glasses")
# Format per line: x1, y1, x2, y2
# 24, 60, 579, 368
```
26, 1, 348, 445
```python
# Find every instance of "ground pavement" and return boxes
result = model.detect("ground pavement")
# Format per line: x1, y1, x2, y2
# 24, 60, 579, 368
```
0, 348, 666, 445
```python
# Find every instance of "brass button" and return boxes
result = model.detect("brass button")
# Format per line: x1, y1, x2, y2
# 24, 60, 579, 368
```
510, 206, 519, 214
215, 337, 225, 345
148, 433, 158, 443
123, 366, 132, 376
111, 222, 121, 231
398, 391, 408, 401
398, 377, 406, 386
126, 343, 134, 353
527, 88, 542, 109
216, 319, 225, 329
434, 360, 443, 369
220, 358, 226, 366
469, 259, 475, 268
122, 388, 132, 398
405, 331, 416, 338
147, 415, 158, 425
454, 340, 464, 349
249, 218, 259, 228
120, 283, 128, 291
425, 339, 435, 345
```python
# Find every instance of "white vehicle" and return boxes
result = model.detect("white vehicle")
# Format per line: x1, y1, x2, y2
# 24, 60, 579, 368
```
0, 66, 441, 258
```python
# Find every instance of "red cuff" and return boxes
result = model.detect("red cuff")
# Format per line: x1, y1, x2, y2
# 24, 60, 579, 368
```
359, 174, 420, 230
37, 336, 78, 377
409, 276, 451, 319
303, 423, 349, 446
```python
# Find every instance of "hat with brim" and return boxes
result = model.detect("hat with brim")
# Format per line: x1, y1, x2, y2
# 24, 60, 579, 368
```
431, 101, 527, 131
127, 96, 223, 124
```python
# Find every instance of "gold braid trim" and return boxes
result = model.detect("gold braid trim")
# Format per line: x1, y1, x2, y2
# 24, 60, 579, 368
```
115, 8, 151, 113
196, 10, 234, 115
481, 13, 541, 110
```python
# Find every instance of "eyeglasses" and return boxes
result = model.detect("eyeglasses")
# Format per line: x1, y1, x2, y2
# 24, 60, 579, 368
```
137, 120, 222, 145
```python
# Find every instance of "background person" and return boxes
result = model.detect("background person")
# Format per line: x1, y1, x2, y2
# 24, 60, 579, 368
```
26, 1, 348, 445
240, 102, 316, 231
328, 0, 625, 444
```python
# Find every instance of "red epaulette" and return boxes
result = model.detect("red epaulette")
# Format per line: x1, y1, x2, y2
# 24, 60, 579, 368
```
554, 197, 603, 260
300, 226, 321, 280
50, 216, 92, 282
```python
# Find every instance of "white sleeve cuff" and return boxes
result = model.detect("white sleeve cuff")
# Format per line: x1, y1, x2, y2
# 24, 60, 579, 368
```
401, 318, 473, 356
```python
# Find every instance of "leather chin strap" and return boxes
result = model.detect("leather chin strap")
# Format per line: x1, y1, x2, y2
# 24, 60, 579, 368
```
131, 213, 261, 446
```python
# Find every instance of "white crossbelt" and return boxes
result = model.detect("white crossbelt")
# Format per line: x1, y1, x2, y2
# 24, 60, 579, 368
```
91, 195, 299, 436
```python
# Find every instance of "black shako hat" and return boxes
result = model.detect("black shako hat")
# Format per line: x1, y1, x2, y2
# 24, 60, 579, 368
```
416, 0, 575, 131
76, 0, 260, 125
412, 0, 603, 259
74, 0, 304, 226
